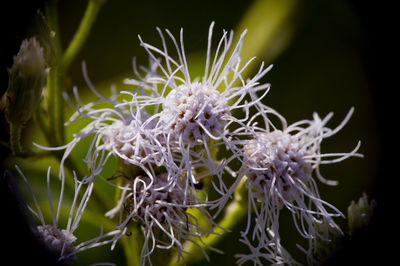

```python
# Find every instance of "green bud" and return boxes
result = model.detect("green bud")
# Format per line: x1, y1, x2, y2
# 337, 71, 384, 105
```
6, 37, 47, 127
347, 192, 376, 236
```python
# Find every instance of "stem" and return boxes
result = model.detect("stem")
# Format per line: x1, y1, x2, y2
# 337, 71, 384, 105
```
44, 0, 63, 146
45, 0, 63, 53
60, 0, 104, 72
121, 236, 138, 266
54, 0, 105, 144
35, 106, 50, 140
36, 104, 110, 212
172, 177, 249, 266
44, 0, 105, 147
130, 224, 142, 266
46, 66, 62, 146
9, 123, 22, 155
120, 223, 142, 266
173, 199, 247, 266
207, 200, 247, 244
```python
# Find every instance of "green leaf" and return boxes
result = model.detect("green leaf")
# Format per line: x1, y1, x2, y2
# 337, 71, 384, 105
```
235, 0, 298, 78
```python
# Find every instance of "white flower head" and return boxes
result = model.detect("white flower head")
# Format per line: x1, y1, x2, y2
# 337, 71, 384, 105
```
15, 166, 122, 264
47, 62, 175, 184
160, 81, 231, 145
232, 107, 362, 263
114, 173, 211, 266
243, 129, 313, 205
129, 22, 273, 143
97, 104, 169, 171
124, 22, 273, 196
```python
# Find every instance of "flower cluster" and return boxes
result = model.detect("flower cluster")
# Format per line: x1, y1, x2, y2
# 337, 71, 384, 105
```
21, 22, 361, 265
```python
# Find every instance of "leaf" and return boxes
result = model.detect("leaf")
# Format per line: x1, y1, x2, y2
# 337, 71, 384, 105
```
235, 0, 298, 78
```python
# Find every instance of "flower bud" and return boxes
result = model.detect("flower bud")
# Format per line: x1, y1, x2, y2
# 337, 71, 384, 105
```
347, 192, 376, 236
6, 37, 46, 126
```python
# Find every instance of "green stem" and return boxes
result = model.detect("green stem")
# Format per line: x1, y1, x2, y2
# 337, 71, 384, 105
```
35, 104, 110, 212
44, 0, 63, 146
118, 222, 143, 266
9, 123, 22, 155
121, 235, 138, 266
130, 224, 142, 266
45, 0, 63, 54
35, 106, 50, 140
60, 0, 104, 72
54, 0, 104, 144
171, 177, 249, 266
45, 0, 105, 147
46, 66, 62, 146
173, 200, 247, 266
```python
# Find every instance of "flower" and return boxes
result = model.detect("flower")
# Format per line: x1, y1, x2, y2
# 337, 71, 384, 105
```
229, 106, 362, 264
113, 172, 212, 266
159, 81, 230, 146
15, 165, 122, 264
59, 84, 216, 263
125, 22, 273, 197
39, 61, 174, 186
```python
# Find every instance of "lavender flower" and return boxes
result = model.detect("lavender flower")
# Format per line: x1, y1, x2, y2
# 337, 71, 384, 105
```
15, 165, 122, 264
29, 20, 365, 265
228, 106, 362, 264
38, 62, 174, 186
125, 22, 273, 199
112, 173, 213, 266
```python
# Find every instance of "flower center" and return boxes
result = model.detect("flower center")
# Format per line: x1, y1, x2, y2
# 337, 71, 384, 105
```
129, 174, 186, 225
102, 119, 164, 165
160, 82, 230, 144
243, 131, 312, 201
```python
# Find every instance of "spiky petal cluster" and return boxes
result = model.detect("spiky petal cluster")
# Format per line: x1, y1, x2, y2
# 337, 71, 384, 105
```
99, 113, 167, 169
160, 81, 230, 145
15, 166, 123, 264
128, 173, 186, 225
55, 68, 173, 184
243, 130, 313, 204
114, 173, 211, 266
124, 21, 273, 196
230, 107, 362, 264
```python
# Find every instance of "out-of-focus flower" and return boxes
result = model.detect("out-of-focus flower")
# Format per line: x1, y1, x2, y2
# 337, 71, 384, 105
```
5, 37, 46, 127
347, 192, 376, 236
15, 166, 123, 264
